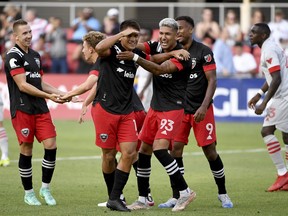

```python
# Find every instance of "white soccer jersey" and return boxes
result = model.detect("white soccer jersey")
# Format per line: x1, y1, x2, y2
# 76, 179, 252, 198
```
260, 37, 288, 99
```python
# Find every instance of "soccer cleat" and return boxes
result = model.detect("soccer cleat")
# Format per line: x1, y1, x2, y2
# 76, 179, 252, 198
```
0, 158, 10, 167
172, 191, 196, 212
39, 187, 56, 206
107, 198, 130, 212
218, 194, 233, 208
266, 172, 288, 192
98, 194, 126, 207
127, 200, 149, 210
24, 191, 41, 206
147, 193, 155, 206
158, 197, 177, 208
280, 183, 288, 191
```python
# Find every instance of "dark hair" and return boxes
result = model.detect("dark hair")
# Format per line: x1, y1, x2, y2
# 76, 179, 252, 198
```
254, 23, 271, 36
13, 19, 28, 32
120, 19, 140, 32
175, 16, 195, 28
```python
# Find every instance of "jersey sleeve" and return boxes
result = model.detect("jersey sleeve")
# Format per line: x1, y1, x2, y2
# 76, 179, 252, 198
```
134, 48, 150, 60
201, 47, 216, 72
169, 58, 192, 72
5, 52, 25, 76
263, 48, 281, 73
89, 59, 100, 76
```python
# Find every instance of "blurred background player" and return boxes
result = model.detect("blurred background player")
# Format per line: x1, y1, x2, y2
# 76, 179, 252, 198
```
0, 93, 9, 167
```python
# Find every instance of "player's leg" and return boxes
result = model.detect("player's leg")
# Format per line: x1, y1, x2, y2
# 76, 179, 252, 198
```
0, 121, 9, 167
37, 113, 57, 206
280, 131, 288, 190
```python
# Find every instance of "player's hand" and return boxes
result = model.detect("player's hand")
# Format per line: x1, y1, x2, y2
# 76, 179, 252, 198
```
78, 105, 88, 124
254, 103, 266, 115
71, 96, 83, 103
194, 106, 207, 123
117, 51, 134, 61
171, 49, 190, 61
248, 94, 261, 110
121, 28, 140, 37
49, 94, 66, 104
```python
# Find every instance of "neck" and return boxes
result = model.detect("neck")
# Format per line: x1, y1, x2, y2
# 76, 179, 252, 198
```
183, 38, 193, 50
17, 43, 29, 53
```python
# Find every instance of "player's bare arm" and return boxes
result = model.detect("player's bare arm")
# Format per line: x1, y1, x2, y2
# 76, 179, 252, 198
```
194, 70, 217, 123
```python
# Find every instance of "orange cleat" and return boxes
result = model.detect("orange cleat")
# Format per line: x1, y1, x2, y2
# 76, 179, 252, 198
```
266, 172, 288, 192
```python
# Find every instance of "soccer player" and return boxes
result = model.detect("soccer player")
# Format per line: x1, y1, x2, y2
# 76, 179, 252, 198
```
157, 16, 233, 209
4, 19, 67, 206
117, 18, 196, 212
91, 19, 150, 212
0, 94, 10, 167
248, 23, 288, 191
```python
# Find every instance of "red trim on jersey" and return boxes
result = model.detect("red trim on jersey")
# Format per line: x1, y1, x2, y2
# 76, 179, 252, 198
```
89, 70, 99, 76
40, 69, 44, 76
269, 65, 280, 73
145, 55, 150, 61
203, 64, 216, 72
170, 58, 183, 71
143, 42, 151, 54
11, 67, 25, 76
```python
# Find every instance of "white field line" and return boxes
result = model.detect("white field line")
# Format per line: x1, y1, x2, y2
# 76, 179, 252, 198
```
8, 148, 270, 163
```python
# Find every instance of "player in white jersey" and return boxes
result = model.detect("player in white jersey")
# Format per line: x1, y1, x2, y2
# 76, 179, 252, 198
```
0, 94, 10, 167
248, 23, 288, 192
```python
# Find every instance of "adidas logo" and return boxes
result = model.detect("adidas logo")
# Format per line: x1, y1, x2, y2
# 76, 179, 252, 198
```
24, 61, 29, 66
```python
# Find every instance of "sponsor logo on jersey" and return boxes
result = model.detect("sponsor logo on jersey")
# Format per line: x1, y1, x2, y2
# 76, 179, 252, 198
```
124, 71, 135, 78
191, 58, 196, 69
21, 128, 29, 137
266, 58, 272, 64
100, 133, 108, 142
204, 54, 212, 62
9, 58, 19, 68
26, 71, 41, 78
34, 58, 40, 68
160, 73, 172, 78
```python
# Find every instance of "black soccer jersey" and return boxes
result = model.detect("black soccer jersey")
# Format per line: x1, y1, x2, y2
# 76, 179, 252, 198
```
132, 88, 145, 112
4, 44, 49, 118
94, 42, 147, 114
185, 40, 216, 114
144, 41, 191, 111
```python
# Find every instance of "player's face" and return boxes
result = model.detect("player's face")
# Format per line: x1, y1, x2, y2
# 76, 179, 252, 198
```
82, 40, 94, 63
14, 24, 32, 49
121, 28, 139, 51
177, 20, 193, 45
249, 25, 262, 46
159, 26, 177, 51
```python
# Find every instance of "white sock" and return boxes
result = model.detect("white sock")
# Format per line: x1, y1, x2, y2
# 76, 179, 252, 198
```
0, 127, 8, 160
138, 196, 146, 203
179, 187, 191, 197
25, 189, 34, 194
41, 182, 50, 189
264, 135, 287, 176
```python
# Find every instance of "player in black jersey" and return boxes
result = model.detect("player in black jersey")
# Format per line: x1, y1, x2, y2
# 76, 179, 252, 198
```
4, 19, 68, 206
90, 19, 151, 212
158, 16, 233, 209
117, 18, 196, 212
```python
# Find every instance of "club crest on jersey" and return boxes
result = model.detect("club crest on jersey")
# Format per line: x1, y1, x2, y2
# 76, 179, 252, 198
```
266, 58, 272, 64
21, 128, 29, 137
9, 58, 19, 68
191, 58, 196, 69
34, 58, 40, 68
100, 134, 108, 142
204, 54, 212, 62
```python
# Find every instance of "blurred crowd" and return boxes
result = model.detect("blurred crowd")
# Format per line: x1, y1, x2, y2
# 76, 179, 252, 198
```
0, 4, 288, 77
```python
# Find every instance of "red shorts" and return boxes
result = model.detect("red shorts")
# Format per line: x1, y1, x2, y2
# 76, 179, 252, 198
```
11, 110, 56, 145
139, 108, 184, 148
134, 110, 146, 150
174, 105, 216, 147
91, 103, 138, 149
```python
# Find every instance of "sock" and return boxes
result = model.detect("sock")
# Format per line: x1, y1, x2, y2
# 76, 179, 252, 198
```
0, 127, 8, 160
264, 135, 287, 176
137, 153, 152, 197
170, 157, 184, 199
103, 170, 115, 196
19, 154, 33, 190
209, 154, 227, 194
154, 149, 188, 192
109, 169, 129, 200
42, 148, 57, 184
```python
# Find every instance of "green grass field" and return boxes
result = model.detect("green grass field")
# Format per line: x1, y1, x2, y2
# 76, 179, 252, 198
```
1, 120, 288, 216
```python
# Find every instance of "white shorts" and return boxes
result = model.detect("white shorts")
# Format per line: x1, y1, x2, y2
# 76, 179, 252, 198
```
263, 98, 288, 132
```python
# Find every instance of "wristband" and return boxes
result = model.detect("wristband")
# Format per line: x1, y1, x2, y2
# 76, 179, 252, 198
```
133, 54, 139, 62
257, 89, 264, 96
